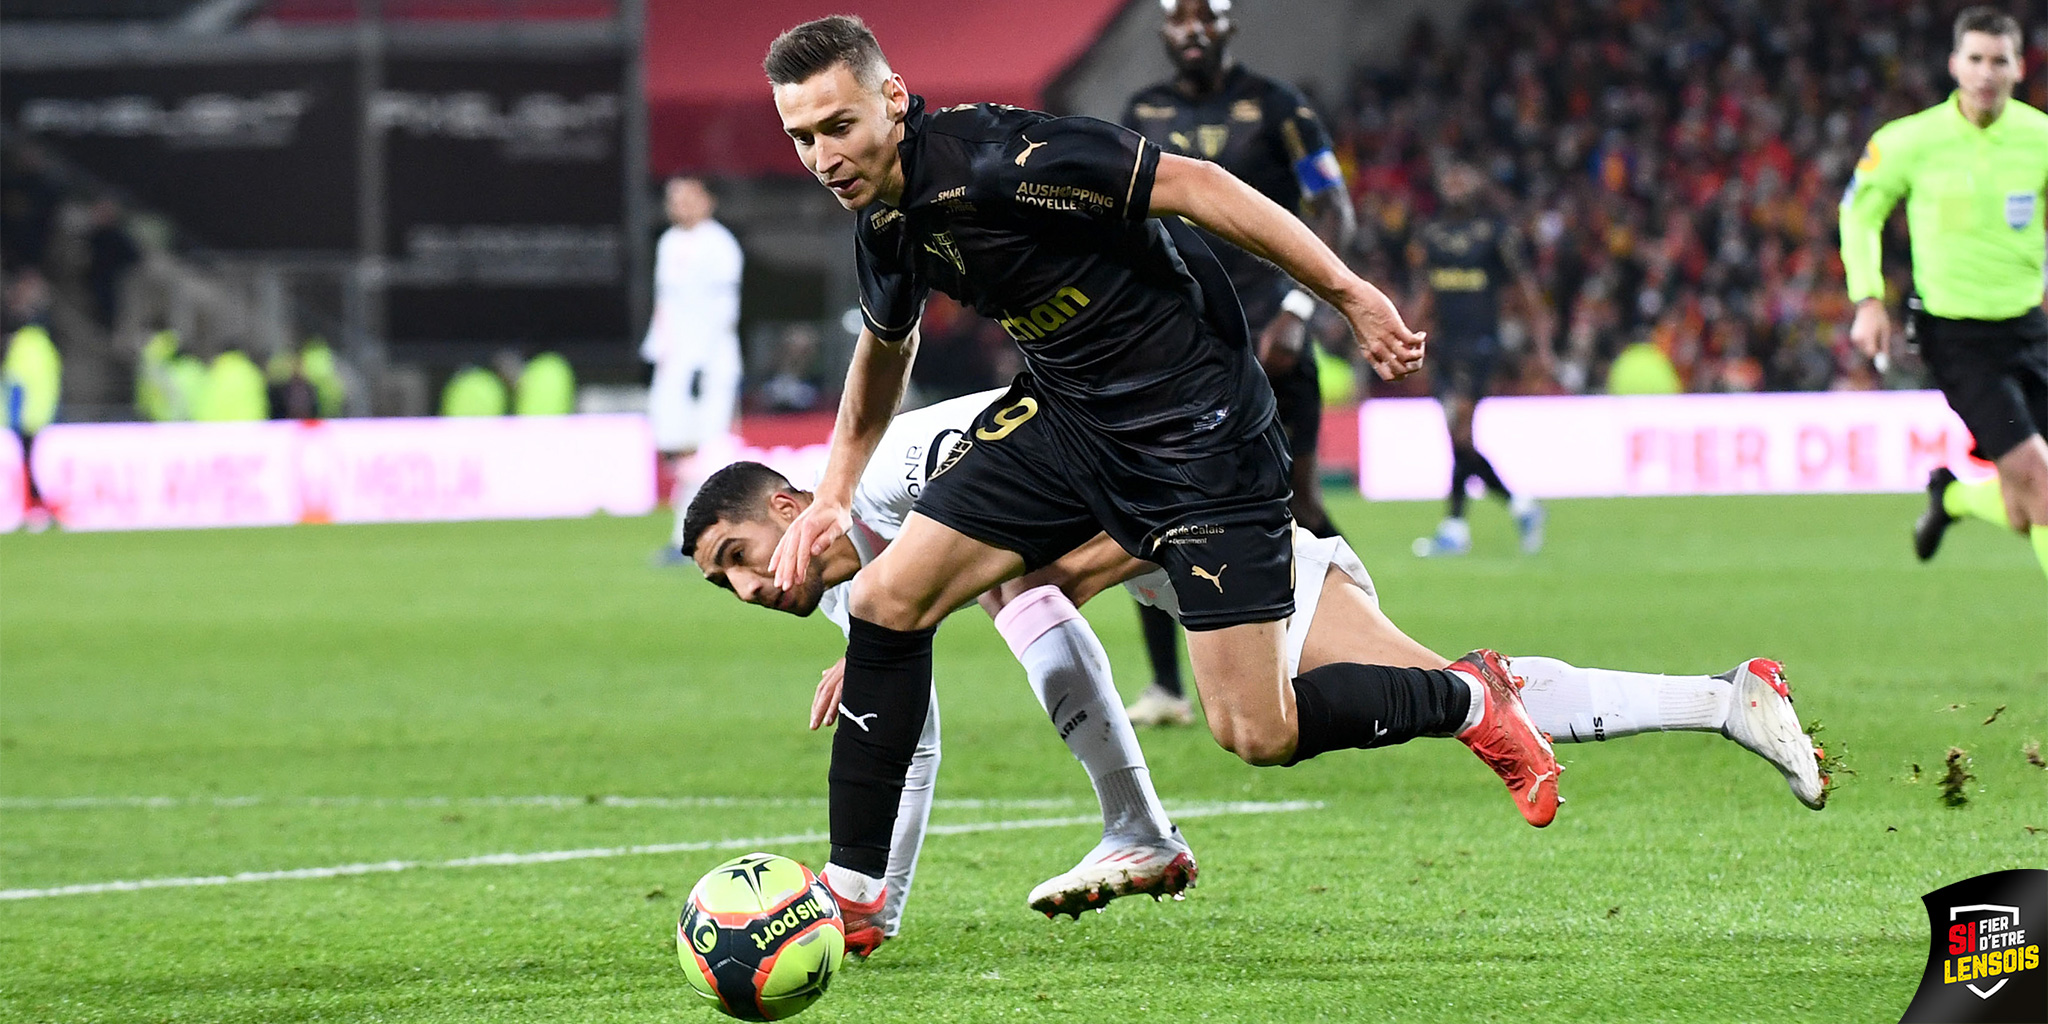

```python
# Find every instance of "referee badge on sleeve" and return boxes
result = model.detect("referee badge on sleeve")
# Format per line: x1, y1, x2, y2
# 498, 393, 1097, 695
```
2005, 192, 2035, 230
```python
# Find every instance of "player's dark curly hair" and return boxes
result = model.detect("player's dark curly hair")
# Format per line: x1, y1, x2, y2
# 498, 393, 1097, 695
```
764, 14, 890, 90
1953, 6, 2021, 50
679, 461, 797, 558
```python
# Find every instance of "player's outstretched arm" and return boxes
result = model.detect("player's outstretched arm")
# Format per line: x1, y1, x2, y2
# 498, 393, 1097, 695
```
1149, 153, 1424, 379
771, 325, 918, 590
1839, 130, 1908, 357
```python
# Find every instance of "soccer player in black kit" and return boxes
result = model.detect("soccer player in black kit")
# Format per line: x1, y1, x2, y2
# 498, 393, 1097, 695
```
1409, 163, 1553, 557
1120, 0, 1358, 727
760, 16, 1560, 956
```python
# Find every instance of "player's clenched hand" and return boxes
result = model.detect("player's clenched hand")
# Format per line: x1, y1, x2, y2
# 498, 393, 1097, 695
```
770, 496, 850, 591
1341, 283, 1427, 380
1849, 299, 1891, 359
809, 658, 846, 730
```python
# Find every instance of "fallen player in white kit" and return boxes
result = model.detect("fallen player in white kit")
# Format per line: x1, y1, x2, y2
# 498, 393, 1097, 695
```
685, 388, 1828, 945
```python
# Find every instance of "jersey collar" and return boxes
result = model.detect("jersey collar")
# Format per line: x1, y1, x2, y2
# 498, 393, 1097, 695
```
1945, 89, 2015, 136
885, 93, 932, 210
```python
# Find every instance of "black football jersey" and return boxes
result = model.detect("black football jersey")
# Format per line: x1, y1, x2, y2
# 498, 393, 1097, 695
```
1123, 66, 1341, 329
855, 95, 1272, 457
1416, 215, 1526, 340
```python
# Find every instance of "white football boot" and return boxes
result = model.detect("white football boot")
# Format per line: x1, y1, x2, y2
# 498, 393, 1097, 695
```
1412, 517, 1472, 558
1717, 658, 1827, 809
1124, 684, 1194, 727
1028, 828, 1197, 919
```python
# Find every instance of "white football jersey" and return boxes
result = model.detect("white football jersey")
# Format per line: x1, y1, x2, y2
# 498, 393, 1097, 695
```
642, 220, 743, 366
817, 388, 1008, 634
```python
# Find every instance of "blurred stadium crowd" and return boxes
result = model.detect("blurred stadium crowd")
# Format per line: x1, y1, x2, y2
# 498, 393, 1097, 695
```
6, 0, 2045, 424
898, 0, 2048, 412
1331, 0, 2048, 398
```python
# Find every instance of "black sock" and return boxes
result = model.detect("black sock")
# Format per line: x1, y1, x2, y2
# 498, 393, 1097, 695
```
1449, 446, 1475, 518
1136, 603, 1183, 698
1286, 663, 1472, 765
829, 616, 937, 877
1468, 448, 1512, 501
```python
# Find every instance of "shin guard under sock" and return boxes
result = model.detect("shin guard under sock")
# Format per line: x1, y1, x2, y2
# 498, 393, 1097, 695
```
830, 616, 938, 877
1287, 663, 1473, 765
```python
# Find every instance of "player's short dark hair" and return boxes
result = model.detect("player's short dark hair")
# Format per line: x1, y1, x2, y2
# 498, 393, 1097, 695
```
764, 15, 890, 90
679, 461, 796, 558
1953, 6, 2022, 51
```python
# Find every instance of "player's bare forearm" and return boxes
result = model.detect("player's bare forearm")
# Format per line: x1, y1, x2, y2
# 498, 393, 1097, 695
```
1303, 186, 1356, 256
1151, 155, 1360, 309
816, 327, 919, 505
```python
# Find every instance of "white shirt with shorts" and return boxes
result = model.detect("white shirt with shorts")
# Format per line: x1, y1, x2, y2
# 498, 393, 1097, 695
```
643, 219, 743, 453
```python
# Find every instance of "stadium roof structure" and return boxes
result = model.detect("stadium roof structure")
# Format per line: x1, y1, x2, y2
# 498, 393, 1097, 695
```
647, 0, 1127, 176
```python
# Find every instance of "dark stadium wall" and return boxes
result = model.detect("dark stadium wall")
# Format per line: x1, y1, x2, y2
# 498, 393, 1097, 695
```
1049, 0, 1479, 120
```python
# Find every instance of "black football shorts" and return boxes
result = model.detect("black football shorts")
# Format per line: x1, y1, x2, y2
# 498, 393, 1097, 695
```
1269, 346, 1324, 463
1913, 306, 2048, 461
1427, 332, 1502, 403
913, 373, 1296, 630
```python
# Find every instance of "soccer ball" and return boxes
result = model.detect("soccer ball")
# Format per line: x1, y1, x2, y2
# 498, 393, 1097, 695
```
677, 852, 845, 1021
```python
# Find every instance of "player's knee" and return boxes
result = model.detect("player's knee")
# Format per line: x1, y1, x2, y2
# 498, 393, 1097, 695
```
1206, 716, 1296, 767
848, 572, 943, 632
2002, 441, 2048, 524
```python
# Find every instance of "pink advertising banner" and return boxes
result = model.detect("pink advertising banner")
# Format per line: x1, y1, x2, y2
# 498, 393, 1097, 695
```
26, 416, 656, 532
1358, 391, 1992, 501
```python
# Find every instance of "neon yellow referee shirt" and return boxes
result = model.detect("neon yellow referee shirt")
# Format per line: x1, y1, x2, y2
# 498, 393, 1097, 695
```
1840, 92, 2048, 321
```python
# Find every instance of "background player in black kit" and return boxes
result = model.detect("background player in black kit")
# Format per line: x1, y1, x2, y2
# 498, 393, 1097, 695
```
761, 16, 1560, 956
1120, 0, 1359, 728
1409, 163, 1553, 558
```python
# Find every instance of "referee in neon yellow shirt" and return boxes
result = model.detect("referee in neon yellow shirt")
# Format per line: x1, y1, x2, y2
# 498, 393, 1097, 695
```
1841, 6, 2048, 582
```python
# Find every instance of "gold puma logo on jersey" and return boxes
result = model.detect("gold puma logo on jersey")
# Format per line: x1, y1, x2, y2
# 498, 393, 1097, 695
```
1014, 137, 1049, 166
1190, 563, 1227, 592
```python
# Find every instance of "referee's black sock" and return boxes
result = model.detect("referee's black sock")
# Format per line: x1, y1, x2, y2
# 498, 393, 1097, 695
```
829, 616, 937, 877
1136, 603, 1184, 698
1286, 663, 1472, 766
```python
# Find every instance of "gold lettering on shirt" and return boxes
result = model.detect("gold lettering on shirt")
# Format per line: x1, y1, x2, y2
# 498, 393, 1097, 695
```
1014, 181, 1117, 214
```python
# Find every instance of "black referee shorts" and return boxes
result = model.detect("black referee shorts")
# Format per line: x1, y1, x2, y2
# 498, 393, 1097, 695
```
1913, 306, 2048, 461
913, 374, 1297, 631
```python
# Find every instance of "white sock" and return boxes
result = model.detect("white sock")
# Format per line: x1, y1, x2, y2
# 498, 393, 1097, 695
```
1510, 655, 1732, 741
995, 587, 1174, 843
875, 690, 939, 938
1453, 672, 1485, 735
822, 863, 885, 907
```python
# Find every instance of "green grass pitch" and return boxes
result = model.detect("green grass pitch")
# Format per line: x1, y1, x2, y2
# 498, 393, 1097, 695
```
2, 493, 2043, 1023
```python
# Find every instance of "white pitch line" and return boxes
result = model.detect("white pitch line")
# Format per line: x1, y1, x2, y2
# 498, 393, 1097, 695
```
0, 795, 1086, 812
0, 800, 1321, 901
